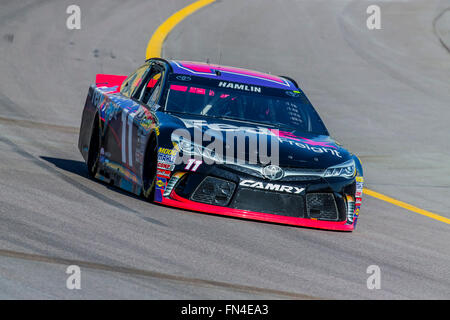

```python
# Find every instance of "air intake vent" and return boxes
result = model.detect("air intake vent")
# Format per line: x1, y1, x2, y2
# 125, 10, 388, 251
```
306, 193, 339, 221
163, 172, 185, 197
191, 177, 236, 206
346, 195, 355, 223
231, 189, 305, 217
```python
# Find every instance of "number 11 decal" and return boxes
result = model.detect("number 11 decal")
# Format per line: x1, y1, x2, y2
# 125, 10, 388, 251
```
121, 110, 135, 167
185, 159, 202, 171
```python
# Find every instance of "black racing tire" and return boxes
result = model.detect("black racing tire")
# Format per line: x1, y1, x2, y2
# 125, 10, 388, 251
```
87, 116, 100, 179
142, 134, 158, 201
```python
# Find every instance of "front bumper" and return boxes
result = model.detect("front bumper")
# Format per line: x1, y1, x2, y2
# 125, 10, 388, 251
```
154, 165, 363, 231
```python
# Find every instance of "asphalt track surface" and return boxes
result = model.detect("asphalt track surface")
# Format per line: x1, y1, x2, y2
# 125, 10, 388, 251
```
0, 0, 449, 299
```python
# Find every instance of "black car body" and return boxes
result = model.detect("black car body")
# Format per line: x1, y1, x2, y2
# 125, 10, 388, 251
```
78, 58, 364, 231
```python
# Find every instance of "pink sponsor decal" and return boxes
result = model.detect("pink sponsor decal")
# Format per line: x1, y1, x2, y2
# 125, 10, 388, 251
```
189, 87, 206, 95
170, 84, 188, 92
269, 129, 336, 148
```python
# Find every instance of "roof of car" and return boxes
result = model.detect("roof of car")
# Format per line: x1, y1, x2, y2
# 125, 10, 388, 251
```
167, 60, 298, 90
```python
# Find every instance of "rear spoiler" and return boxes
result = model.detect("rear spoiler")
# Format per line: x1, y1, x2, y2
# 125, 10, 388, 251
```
95, 74, 127, 88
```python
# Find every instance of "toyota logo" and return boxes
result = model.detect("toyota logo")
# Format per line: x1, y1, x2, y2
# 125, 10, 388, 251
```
176, 75, 191, 81
262, 165, 284, 180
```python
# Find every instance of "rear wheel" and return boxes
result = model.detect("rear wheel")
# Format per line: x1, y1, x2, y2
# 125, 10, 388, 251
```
87, 116, 100, 178
142, 135, 158, 201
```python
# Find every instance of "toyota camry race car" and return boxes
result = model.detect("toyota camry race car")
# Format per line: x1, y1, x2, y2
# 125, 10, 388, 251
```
78, 58, 364, 231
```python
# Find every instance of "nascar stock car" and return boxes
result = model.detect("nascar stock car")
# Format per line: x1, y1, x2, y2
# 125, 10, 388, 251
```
78, 58, 364, 231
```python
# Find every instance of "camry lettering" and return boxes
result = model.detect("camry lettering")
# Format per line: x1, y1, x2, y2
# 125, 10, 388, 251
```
240, 180, 305, 194
264, 183, 280, 191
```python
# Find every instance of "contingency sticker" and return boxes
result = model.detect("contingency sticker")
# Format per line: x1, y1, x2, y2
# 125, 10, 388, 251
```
354, 176, 364, 225
157, 162, 175, 171
155, 177, 167, 202
157, 147, 177, 164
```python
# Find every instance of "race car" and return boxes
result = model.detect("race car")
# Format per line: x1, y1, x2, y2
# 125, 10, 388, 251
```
78, 58, 364, 231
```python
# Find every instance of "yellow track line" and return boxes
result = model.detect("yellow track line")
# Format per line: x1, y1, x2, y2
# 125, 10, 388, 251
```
364, 188, 450, 225
144, 1, 449, 226
146, 0, 216, 59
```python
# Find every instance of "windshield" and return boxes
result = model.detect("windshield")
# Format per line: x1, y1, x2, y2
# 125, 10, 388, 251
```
164, 75, 329, 135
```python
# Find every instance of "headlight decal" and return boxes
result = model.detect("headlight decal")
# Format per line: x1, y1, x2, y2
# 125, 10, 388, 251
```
323, 159, 356, 178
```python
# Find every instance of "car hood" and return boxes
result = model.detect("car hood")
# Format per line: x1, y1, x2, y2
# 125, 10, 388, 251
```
164, 113, 352, 169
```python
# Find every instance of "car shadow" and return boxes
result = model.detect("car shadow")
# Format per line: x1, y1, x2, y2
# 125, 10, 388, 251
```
40, 156, 148, 204
39, 156, 168, 227
40, 156, 89, 177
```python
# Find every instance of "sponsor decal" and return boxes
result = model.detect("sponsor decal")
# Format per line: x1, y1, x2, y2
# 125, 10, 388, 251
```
154, 177, 167, 202
240, 180, 305, 194
157, 169, 172, 178
176, 75, 192, 81
269, 129, 336, 148
156, 177, 167, 189
276, 138, 341, 158
157, 147, 178, 164
355, 176, 364, 209
158, 153, 176, 163
179, 118, 272, 134
178, 118, 342, 158
157, 147, 177, 164
158, 147, 177, 156
157, 162, 175, 171
218, 81, 262, 93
